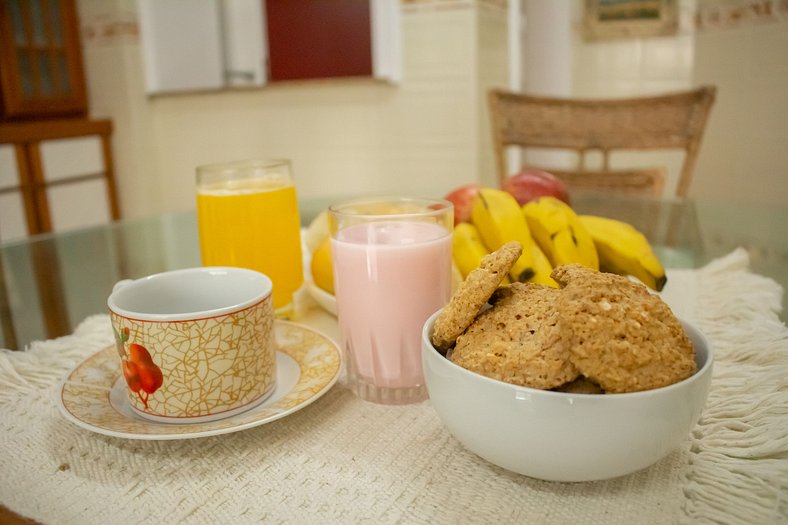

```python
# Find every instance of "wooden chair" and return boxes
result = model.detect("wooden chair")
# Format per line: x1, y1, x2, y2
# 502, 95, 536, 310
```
488, 86, 716, 197
0, 118, 121, 236
0, 118, 121, 348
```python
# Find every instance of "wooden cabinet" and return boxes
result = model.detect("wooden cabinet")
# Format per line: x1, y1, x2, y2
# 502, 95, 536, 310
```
0, 0, 87, 120
0, 1, 119, 242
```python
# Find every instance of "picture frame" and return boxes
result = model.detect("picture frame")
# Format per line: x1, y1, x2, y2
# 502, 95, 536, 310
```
583, 0, 679, 40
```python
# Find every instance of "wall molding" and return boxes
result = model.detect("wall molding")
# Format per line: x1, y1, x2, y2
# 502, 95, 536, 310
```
81, 12, 140, 47
695, 0, 788, 32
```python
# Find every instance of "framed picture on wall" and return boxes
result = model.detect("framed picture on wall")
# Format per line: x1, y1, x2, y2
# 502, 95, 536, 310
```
583, 0, 678, 40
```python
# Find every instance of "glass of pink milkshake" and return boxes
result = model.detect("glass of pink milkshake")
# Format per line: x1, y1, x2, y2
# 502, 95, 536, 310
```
328, 197, 453, 405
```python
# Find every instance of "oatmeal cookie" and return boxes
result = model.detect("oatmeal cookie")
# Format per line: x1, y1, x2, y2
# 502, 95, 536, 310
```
553, 376, 604, 394
552, 264, 696, 393
449, 282, 579, 389
430, 241, 521, 352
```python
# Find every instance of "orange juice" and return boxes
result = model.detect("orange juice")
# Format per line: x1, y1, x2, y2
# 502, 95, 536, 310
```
197, 179, 303, 313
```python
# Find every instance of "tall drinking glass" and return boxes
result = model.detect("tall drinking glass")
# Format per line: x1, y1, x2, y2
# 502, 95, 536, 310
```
196, 159, 303, 317
328, 197, 453, 404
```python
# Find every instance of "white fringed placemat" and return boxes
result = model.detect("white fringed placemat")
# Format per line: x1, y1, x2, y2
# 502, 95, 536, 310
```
1, 249, 786, 524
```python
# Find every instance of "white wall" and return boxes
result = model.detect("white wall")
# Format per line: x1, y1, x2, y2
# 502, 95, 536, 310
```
570, 0, 697, 97
516, 0, 697, 194
77, 0, 509, 220
524, 0, 787, 203
78, 0, 160, 216
690, 0, 788, 205
76, 0, 787, 223
477, 1, 512, 187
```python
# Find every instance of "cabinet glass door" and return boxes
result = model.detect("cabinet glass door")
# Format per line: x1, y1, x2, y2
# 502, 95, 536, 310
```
0, 0, 87, 119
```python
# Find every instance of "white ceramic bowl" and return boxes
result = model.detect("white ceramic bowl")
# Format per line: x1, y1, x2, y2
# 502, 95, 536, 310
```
421, 310, 713, 482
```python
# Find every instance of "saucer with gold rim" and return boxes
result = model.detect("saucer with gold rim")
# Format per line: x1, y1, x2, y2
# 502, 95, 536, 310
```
56, 321, 341, 440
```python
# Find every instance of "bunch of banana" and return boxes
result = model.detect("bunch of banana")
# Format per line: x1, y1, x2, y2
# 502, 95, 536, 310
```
452, 222, 498, 281
464, 188, 555, 287
578, 215, 667, 292
449, 186, 668, 292
522, 196, 599, 271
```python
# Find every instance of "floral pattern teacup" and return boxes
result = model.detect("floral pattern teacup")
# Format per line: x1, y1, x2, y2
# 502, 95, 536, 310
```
108, 267, 276, 423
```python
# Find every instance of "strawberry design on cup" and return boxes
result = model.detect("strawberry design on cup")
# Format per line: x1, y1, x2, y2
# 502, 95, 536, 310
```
113, 327, 163, 409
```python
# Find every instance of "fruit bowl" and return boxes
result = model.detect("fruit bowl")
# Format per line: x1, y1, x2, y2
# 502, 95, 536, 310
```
421, 309, 713, 482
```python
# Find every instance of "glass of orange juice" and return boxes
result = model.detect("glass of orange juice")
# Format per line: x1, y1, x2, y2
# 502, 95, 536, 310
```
196, 159, 303, 317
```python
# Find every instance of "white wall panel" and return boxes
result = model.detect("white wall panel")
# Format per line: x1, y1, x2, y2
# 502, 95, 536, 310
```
220, 0, 266, 87
138, 0, 223, 93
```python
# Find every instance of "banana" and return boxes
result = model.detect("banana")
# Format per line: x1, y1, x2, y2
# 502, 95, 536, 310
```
526, 242, 556, 287
452, 222, 492, 280
470, 188, 555, 286
578, 215, 667, 291
522, 197, 599, 270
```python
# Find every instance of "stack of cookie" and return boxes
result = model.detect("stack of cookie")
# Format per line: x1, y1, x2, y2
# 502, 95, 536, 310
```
430, 242, 696, 394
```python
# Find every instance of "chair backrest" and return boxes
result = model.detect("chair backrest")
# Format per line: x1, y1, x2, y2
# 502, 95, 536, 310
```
0, 118, 120, 238
488, 86, 716, 197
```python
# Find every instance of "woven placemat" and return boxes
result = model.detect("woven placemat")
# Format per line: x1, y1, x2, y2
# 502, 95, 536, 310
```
1, 249, 786, 524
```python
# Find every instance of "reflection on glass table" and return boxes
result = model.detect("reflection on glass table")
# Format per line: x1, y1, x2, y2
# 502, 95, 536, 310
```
1, 194, 786, 351
0, 212, 201, 351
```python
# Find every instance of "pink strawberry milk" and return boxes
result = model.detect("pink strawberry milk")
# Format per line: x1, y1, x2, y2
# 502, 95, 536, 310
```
329, 198, 453, 405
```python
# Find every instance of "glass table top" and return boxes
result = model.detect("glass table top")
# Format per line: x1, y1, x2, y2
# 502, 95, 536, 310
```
1, 193, 786, 350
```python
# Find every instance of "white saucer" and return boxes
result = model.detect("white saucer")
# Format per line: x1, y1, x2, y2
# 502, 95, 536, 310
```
56, 321, 342, 440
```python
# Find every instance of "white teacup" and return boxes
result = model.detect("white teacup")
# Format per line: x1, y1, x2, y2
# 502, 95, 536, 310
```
107, 267, 276, 423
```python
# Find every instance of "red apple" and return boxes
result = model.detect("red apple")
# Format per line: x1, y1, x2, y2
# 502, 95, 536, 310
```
501, 169, 570, 205
444, 183, 480, 225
